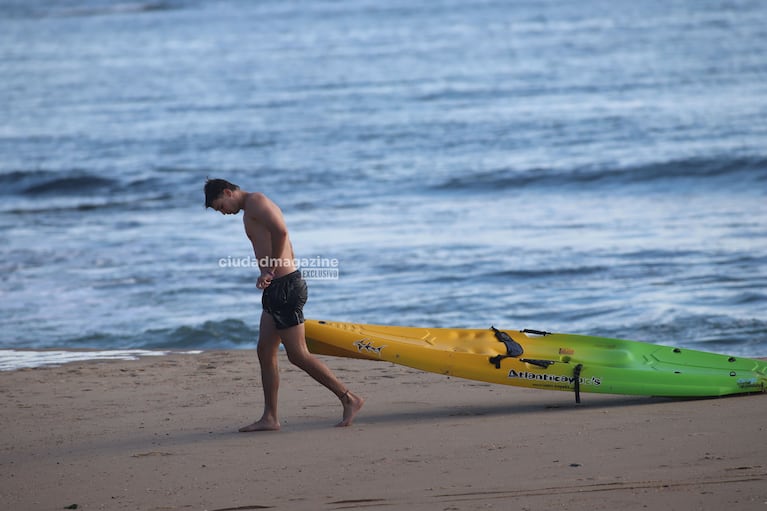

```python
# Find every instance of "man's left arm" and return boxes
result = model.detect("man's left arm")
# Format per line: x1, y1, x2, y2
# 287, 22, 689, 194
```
247, 193, 289, 281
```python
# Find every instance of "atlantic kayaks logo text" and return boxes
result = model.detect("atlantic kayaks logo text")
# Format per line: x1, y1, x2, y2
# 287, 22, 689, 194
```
507, 369, 602, 386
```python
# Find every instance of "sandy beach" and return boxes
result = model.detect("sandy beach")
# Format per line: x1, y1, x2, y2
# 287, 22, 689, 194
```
1, 351, 765, 511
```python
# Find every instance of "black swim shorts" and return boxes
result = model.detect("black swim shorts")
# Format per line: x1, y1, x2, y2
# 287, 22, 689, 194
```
261, 270, 308, 330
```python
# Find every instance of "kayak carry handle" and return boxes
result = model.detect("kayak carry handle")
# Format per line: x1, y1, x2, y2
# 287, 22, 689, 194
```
522, 328, 552, 336
574, 363, 584, 404
520, 358, 555, 369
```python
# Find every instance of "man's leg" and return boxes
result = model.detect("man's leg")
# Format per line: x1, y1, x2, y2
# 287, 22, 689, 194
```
280, 322, 364, 427
239, 312, 282, 432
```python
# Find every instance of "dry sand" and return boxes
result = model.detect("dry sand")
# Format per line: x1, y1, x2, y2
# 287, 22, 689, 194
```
1, 351, 765, 511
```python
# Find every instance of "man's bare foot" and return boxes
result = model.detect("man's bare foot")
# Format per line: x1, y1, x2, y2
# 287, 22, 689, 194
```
336, 391, 364, 427
238, 417, 280, 432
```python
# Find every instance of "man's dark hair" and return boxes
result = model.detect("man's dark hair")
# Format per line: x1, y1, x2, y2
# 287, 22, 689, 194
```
204, 178, 239, 208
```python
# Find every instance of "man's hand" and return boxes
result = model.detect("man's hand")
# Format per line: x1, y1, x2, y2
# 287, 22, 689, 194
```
257, 270, 275, 289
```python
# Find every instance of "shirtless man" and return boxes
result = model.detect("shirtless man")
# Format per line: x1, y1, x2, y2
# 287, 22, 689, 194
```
204, 178, 363, 430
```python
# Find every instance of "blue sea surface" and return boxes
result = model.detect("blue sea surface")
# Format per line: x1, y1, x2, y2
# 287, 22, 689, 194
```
1, 0, 766, 368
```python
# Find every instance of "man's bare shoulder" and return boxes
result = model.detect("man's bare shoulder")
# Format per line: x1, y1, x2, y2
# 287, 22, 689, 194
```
244, 191, 268, 205
242, 192, 270, 214
242, 192, 283, 222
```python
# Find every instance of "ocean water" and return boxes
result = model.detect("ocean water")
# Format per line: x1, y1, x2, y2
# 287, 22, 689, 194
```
1, 0, 766, 369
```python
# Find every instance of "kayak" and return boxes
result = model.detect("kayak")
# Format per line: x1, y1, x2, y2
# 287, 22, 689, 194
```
304, 319, 767, 400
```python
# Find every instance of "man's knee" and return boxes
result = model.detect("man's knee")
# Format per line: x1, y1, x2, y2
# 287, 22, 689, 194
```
285, 347, 303, 366
285, 347, 311, 368
257, 338, 279, 360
